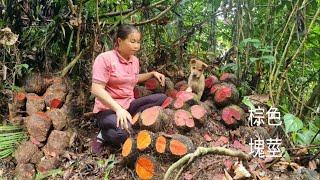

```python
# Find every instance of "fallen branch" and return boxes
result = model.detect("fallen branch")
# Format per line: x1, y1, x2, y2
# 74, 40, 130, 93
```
163, 146, 250, 180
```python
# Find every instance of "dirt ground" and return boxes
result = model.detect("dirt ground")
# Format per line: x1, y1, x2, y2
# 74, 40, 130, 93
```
1, 112, 318, 180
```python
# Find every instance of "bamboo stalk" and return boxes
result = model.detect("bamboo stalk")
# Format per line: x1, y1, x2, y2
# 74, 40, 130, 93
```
275, 7, 320, 105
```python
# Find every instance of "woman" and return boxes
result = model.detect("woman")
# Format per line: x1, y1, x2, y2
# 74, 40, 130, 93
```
91, 24, 167, 155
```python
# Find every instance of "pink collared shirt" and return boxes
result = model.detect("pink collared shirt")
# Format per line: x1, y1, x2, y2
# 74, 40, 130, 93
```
92, 49, 139, 113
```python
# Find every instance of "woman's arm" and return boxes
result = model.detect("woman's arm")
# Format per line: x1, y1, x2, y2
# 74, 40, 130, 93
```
138, 71, 165, 86
91, 82, 123, 112
91, 82, 132, 130
137, 72, 154, 83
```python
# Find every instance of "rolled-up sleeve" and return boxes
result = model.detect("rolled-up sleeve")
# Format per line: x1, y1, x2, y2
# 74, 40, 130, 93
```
92, 54, 111, 84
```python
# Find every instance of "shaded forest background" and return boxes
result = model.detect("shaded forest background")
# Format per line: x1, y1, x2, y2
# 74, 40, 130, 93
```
0, 0, 319, 147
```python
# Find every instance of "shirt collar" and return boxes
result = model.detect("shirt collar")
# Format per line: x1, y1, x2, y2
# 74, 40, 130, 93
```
114, 49, 134, 64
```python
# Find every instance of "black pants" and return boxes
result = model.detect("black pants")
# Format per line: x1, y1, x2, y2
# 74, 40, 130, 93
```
95, 93, 167, 148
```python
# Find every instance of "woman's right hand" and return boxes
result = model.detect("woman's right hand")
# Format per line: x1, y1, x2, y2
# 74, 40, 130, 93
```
115, 108, 132, 131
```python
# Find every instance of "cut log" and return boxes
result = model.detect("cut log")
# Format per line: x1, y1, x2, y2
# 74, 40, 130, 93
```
26, 93, 45, 115
220, 73, 238, 85
46, 108, 68, 130
210, 83, 223, 94
139, 106, 170, 132
43, 130, 70, 157
161, 97, 173, 109
8, 93, 25, 123
14, 141, 40, 164
205, 75, 219, 89
190, 105, 207, 124
221, 105, 245, 126
24, 73, 54, 95
174, 110, 194, 131
15, 163, 36, 180
25, 112, 52, 142
122, 137, 136, 158
13, 92, 27, 110
144, 78, 164, 93
131, 112, 141, 127
213, 83, 239, 106
122, 137, 138, 167
165, 88, 178, 99
43, 78, 68, 108
137, 130, 155, 151
50, 98, 64, 109
169, 134, 194, 157
173, 91, 197, 109
135, 155, 157, 180
202, 75, 220, 101
174, 80, 188, 91
155, 135, 167, 154
134, 86, 153, 99
36, 157, 59, 173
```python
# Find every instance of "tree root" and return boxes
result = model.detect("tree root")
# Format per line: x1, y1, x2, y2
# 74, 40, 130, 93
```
163, 146, 250, 180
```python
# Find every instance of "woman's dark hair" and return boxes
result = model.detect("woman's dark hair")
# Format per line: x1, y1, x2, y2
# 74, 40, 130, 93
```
114, 24, 139, 47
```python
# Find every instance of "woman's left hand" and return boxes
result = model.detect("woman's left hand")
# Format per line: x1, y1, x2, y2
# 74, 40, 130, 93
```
152, 71, 165, 86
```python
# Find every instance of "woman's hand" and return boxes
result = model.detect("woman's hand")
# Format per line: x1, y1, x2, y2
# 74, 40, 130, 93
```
152, 71, 165, 86
115, 108, 132, 132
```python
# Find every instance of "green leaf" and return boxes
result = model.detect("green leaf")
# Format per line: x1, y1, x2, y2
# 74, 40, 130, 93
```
104, 154, 116, 180
314, 116, 320, 128
258, 48, 272, 53
296, 130, 315, 145
249, 57, 259, 63
283, 113, 304, 133
281, 147, 291, 162
242, 96, 255, 110
260, 55, 275, 64
240, 38, 262, 49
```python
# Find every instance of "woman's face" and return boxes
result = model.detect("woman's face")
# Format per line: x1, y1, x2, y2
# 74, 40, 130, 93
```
117, 31, 141, 58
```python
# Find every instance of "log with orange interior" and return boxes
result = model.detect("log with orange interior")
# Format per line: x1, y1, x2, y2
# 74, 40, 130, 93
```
122, 131, 194, 159
122, 131, 194, 179
134, 134, 194, 180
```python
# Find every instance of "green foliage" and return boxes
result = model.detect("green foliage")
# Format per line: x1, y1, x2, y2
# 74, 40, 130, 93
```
241, 96, 255, 110
283, 113, 320, 146
0, 124, 26, 159
283, 114, 304, 133
104, 154, 116, 180
35, 168, 63, 180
